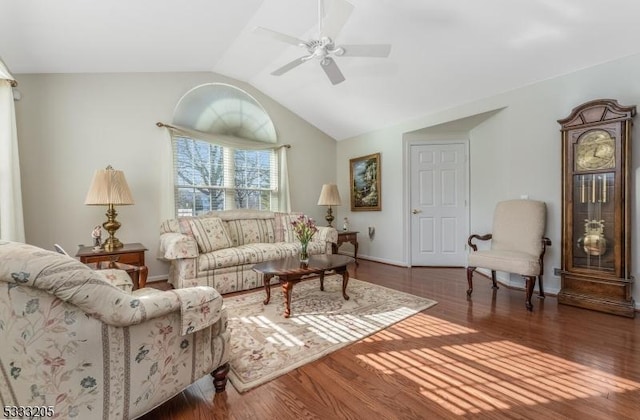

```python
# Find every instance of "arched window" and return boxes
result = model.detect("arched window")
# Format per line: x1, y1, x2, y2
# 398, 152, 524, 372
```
162, 83, 290, 217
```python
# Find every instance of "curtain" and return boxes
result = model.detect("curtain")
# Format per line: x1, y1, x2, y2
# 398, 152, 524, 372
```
0, 58, 25, 242
159, 123, 291, 217
159, 127, 175, 222
277, 146, 291, 213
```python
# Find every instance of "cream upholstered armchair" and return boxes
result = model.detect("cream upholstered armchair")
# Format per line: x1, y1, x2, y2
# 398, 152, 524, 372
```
0, 241, 230, 419
466, 199, 551, 311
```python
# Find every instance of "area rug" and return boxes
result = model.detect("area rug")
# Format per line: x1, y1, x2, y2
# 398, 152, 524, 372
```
224, 275, 438, 393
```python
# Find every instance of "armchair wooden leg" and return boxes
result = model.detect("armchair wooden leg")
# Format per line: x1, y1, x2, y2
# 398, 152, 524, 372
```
211, 362, 230, 393
466, 267, 476, 296
537, 275, 545, 299
524, 276, 536, 311
490, 270, 499, 290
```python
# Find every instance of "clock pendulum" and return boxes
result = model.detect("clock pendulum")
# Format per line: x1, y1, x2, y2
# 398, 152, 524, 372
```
578, 174, 608, 257
581, 219, 606, 257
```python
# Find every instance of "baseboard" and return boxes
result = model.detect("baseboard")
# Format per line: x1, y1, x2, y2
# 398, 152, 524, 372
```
355, 254, 409, 267
147, 274, 169, 283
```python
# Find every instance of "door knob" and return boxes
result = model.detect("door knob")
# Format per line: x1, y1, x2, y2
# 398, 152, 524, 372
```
412, 209, 421, 214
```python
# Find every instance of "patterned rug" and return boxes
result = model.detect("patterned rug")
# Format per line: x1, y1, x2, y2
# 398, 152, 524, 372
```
224, 275, 438, 393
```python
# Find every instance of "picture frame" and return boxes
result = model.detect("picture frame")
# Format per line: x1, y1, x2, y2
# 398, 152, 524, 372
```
350, 152, 381, 211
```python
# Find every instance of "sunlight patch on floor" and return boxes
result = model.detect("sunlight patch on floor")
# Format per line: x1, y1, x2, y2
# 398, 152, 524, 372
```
241, 307, 424, 346
242, 315, 305, 347
362, 310, 477, 342
295, 313, 376, 343
355, 313, 640, 416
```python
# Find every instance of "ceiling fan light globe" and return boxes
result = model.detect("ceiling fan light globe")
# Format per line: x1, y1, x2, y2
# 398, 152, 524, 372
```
311, 47, 326, 61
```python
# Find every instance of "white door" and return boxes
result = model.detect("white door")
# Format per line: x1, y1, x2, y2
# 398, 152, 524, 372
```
410, 142, 468, 266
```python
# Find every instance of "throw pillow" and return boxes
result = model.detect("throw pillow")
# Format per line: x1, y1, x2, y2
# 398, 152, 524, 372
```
188, 217, 233, 253
226, 219, 276, 245
274, 212, 305, 243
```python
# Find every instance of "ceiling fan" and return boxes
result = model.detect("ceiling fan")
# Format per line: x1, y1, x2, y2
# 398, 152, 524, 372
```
254, 0, 391, 85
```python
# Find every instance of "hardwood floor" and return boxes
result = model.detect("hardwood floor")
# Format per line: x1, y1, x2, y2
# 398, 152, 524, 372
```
140, 260, 640, 419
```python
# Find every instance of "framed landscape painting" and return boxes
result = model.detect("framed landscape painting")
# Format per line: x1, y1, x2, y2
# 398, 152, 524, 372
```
350, 153, 381, 211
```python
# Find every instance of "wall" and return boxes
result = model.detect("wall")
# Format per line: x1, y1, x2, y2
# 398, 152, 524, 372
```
337, 52, 640, 307
14, 72, 336, 280
336, 126, 406, 265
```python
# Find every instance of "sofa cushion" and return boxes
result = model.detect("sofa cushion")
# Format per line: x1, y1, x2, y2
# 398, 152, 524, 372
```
274, 212, 306, 243
467, 250, 540, 276
189, 217, 233, 253
197, 241, 327, 271
225, 218, 276, 246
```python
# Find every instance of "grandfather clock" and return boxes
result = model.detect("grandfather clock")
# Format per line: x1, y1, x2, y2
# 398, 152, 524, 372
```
557, 99, 636, 317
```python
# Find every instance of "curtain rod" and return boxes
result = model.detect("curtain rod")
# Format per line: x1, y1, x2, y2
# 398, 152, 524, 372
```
156, 121, 291, 148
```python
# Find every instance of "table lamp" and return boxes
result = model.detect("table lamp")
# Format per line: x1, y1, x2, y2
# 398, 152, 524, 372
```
317, 183, 341, 227
85, 165, 134, 251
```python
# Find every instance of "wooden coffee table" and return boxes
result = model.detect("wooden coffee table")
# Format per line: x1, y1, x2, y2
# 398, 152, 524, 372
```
253, 254, 355, 318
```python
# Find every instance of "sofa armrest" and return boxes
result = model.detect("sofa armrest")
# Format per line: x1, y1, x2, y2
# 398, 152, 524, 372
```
169, 287, 224, 335
97, 269, 134, 293
83, 284, 223, 332
467, 233, 492, 252
313, 226, 338, 245
159, 232, 199, 260
126, 287, 223, 335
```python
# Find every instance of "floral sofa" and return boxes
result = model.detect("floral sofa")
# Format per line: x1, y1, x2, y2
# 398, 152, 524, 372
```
0, 240, 230, 420
159, 210, 338, 294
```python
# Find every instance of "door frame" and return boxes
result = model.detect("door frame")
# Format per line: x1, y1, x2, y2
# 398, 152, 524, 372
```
403, 137, 471, 267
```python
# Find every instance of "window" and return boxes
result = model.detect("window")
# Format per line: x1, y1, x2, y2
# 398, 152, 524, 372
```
164, 83, 289, 218
173, 136, 277, 216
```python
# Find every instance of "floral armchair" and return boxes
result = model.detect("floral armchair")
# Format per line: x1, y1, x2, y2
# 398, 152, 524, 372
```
0, 241, 230, 419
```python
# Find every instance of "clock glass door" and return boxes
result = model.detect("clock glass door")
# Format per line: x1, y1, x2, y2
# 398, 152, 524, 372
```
571, 172, 615, 271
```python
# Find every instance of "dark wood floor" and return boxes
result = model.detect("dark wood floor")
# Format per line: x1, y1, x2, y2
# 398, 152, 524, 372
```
141, 260, 640, 419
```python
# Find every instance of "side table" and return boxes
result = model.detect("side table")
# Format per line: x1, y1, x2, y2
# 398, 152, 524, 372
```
332, 230, 359, 264
85, 261, 148, 290
76, 242, 148, 288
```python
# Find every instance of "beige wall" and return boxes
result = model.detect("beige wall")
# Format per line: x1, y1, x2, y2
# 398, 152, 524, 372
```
14, 72, 336, 280
337, 52, 640, 307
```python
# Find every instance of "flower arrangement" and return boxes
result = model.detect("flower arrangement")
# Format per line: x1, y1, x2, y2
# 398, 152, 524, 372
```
291, 215, 318, 243
291, 215, 317, 261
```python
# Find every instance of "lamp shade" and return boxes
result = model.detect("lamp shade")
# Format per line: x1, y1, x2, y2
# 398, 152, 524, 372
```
85, 165, 134, 205
317, 184, 341, 206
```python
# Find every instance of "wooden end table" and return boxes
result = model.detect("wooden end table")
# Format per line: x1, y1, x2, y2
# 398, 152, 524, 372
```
253, 254, 354, 318
85, 261, 148, 290
333, 230, 359, 264
76, 243, 148, 288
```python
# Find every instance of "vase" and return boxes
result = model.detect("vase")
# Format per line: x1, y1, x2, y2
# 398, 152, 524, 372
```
299, 242, 309, 263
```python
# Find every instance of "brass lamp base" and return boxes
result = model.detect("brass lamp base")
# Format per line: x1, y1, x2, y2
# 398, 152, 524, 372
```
325, 206, 335, 227
102, 203, 124, 251
102, 236, 124, 251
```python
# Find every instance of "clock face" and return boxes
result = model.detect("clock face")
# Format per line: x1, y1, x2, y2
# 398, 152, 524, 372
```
575, 129, 615, 171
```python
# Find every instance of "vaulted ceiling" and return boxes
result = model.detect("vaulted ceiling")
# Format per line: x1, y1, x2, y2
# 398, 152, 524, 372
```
2, 0, 640, 140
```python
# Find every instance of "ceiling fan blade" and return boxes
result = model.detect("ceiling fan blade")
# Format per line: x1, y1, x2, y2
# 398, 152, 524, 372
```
253, 26, 306, 47
337, 44, 391, 58
271, 56, 309, 76
320, 57, 345, 85
322, 0, 354, 40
